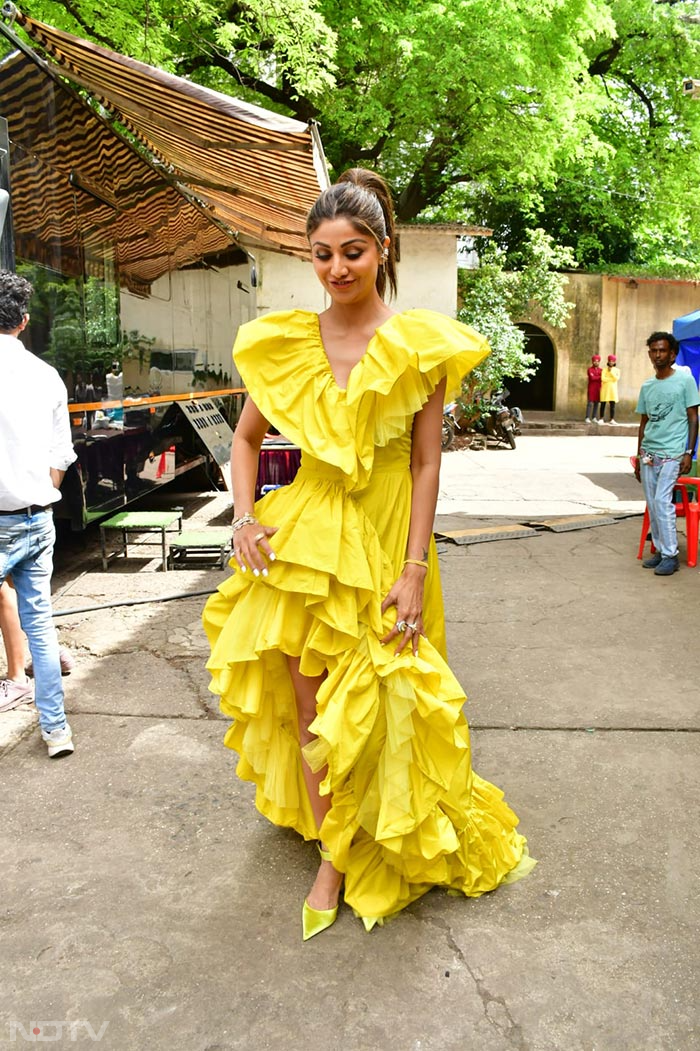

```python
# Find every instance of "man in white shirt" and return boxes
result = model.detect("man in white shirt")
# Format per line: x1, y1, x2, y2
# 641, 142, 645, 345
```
105, 361, 123, 401
0, 270, 77, 757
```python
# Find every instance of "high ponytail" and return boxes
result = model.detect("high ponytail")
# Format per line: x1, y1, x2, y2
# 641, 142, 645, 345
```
306, 168, 398, 300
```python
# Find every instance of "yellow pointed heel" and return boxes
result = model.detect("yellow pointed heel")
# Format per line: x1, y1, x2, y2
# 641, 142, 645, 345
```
302, 843, 340, 942
302, 899, 338, 941
357, 910, 389, 932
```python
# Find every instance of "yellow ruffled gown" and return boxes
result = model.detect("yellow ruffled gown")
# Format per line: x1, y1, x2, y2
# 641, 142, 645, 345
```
204, 309, 535, 923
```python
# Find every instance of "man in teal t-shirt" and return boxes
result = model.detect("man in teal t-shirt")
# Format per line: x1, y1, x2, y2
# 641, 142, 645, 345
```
634, 331, 699, 576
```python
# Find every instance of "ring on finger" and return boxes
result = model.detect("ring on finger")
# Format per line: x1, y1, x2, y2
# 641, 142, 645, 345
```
396, 619, 407, 632
253, 532, 266, 543
406, 621, 418, 631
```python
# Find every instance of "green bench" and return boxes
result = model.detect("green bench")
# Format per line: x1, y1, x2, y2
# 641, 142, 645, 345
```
167, 529, 232, 570
99, 509, 183, 571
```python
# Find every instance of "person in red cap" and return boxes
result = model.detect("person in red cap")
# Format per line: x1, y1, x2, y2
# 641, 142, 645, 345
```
585, 354, 602, 423
599, 354, 621, 424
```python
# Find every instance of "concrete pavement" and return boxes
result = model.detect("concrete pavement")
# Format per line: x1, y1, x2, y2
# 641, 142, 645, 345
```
0, 436, 697, 1051
437, 433, 642, 517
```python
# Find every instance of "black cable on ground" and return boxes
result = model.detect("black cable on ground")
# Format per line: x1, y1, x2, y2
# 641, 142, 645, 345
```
53, 589, 217, 617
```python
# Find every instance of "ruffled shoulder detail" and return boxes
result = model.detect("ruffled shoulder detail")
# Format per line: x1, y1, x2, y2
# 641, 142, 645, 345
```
350, 310, 489, 451
233, 309, 489, 484
352, 309, 489, 402
233, 311, 357, 477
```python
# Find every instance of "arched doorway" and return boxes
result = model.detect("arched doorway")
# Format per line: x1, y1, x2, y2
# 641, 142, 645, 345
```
503, 324, 555, 410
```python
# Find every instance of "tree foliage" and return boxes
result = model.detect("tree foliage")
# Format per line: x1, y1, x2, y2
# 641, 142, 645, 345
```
457, 230, 576, 416
462, 1, 700, 273
8, 0, 700, 272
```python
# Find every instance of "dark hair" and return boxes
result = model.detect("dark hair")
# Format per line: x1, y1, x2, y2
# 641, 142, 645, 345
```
306, 168, 398, 299
0, 269, 33, 332
646, 331, 678, 353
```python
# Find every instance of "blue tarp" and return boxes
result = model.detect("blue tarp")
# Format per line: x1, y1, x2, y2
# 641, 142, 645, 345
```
674, 309, 700, 385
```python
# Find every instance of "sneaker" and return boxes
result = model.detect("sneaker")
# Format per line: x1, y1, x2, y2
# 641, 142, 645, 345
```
642, 552, 663, 569
584, 417, 591, 423
26, 647, 75, 678
598, 419, 607, 425
0, 676, 34, 712
654, 556, 679, 576
591, 418, 599, 424
42, 723, 74, 759
609, 419, 618, 426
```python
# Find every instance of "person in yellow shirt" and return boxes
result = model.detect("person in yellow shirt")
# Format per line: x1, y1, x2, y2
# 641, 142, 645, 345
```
599, 354, 621, 424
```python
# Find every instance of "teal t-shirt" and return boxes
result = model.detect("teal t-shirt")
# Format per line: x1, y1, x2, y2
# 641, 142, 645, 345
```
636, 371, 700, 455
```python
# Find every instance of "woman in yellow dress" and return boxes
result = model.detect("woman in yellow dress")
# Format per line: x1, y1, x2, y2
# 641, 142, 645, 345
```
203, 168, 535, 940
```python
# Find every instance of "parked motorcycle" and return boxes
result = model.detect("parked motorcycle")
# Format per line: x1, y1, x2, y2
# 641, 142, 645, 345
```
442, 391, 523, 451
472, 389, 522, 449
442, 401, 459, 450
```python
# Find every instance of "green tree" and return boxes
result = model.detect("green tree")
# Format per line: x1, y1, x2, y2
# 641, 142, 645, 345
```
468, 1, 700, 273
11, 0, 700, 270
5, 0, 621, 222
456, 230, 576, 419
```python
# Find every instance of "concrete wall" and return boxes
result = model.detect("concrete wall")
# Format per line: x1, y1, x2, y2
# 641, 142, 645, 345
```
252, 249, 325, 314
599, 277, 700, 410
524, 274, 700, 419
394, 229, 459, 315
523, 274, 604, 417
252, 228, 460, 317
119, 254, 700, 420
120, 263, 251, 390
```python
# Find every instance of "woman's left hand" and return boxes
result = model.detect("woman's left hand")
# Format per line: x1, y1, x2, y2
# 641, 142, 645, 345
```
380, 564, 427, 655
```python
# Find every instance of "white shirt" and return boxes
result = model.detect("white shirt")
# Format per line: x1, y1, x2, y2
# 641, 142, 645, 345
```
106, 370, 123, 400
0, 333, 77, 510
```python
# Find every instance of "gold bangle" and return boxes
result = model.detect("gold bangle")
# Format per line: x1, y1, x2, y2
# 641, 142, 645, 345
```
404, 558, 429, 569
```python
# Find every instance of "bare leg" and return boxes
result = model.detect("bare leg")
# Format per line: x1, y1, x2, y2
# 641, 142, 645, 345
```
0, 580, 28, 681
287, 655, 344, 911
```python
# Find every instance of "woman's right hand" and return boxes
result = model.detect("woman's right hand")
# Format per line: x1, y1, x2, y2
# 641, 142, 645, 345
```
233, 521, 278, 576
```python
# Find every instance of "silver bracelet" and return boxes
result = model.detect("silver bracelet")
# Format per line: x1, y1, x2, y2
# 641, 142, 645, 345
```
232, 513, 258, 532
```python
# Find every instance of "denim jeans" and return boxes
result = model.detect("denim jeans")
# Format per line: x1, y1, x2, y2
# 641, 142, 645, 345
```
640, 453, 682, 558
0, 510, 66, 732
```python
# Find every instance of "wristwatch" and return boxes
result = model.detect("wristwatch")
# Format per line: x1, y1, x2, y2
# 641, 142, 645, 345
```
684, 449, 693, 456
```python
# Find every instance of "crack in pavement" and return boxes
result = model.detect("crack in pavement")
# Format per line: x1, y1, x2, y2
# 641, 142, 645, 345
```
423, 913, 527, 1050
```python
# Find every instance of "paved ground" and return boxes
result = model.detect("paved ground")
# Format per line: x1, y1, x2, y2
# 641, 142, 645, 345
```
0, 435, 697, 1051
437, 433, 642, 517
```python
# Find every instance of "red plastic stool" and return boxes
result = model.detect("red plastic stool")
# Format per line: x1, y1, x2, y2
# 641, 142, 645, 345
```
637, 478, 699, 567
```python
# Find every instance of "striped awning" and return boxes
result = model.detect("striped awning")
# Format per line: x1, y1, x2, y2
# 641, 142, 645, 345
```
1, 48, 231, 291
2, 10, 327, 265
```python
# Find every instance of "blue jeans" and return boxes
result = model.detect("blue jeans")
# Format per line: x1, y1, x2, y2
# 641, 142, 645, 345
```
0, 510, 66, 732
640, 454, 681, 558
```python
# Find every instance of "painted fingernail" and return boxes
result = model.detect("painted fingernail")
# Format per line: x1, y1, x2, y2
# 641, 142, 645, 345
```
269, 552, 276, 561
262, 568, 268, 577
253, 569, 260, 577
240, 565, 247, 573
